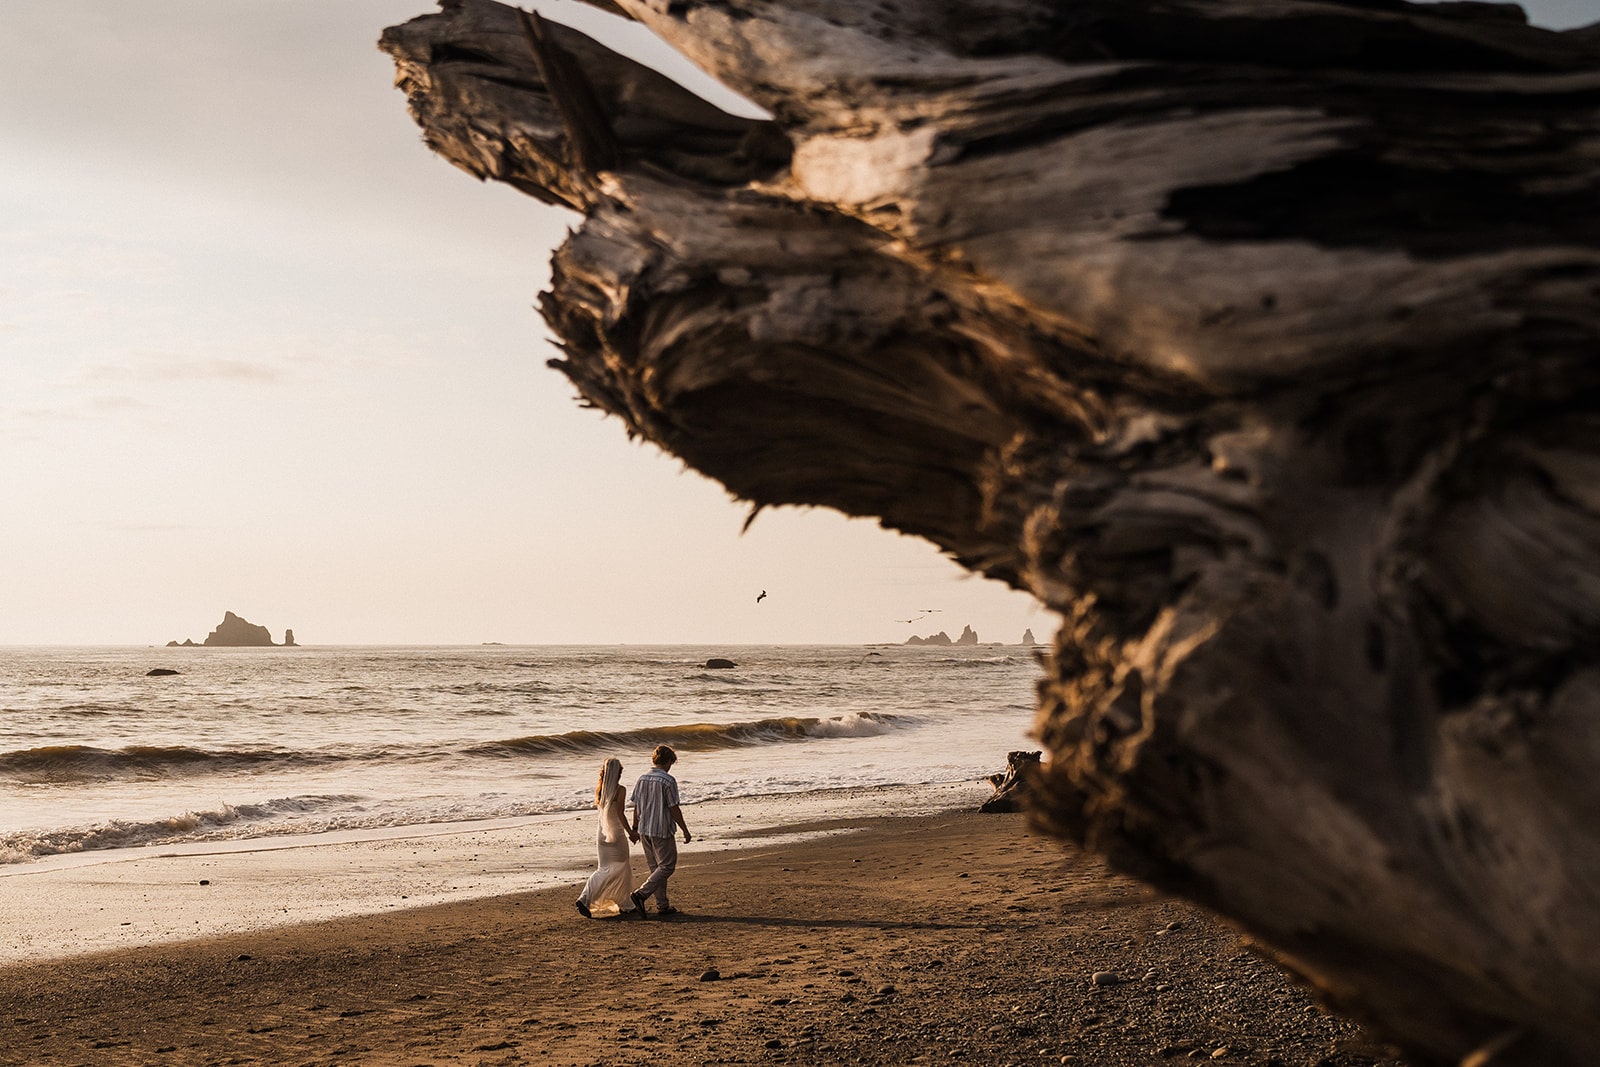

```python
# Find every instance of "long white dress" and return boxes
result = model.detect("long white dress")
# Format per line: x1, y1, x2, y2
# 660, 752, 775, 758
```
577, 788, 637, 917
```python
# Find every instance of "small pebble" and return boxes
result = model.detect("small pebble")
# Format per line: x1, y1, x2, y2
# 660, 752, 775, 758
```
198, 879, 210, 886
1091, 971, 1121, 986
698, 968, 720, 982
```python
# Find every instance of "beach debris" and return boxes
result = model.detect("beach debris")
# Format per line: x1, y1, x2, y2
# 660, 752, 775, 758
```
698, 968, 721, 982
980, 751, 1042, 813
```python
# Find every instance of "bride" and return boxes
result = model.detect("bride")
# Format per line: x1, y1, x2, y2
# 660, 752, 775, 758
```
575, 757, 642, 919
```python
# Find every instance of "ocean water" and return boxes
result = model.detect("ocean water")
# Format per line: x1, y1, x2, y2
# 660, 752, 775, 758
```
0, 644, 1044, 866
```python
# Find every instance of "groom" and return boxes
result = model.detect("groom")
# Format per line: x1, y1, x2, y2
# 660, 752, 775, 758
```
630, 745, 692, 917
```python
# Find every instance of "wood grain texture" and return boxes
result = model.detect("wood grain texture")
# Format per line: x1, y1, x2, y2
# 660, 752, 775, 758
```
381, 2, 1600, 1062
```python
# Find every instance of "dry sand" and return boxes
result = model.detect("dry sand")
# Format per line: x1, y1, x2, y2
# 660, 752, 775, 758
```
0, 810, 1409, 1066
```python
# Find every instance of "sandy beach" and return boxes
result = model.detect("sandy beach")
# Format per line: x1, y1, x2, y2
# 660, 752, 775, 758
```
0, 804, 1408, 1067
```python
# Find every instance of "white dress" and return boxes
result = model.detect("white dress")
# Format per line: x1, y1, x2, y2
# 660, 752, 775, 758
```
578, 789, 637, 917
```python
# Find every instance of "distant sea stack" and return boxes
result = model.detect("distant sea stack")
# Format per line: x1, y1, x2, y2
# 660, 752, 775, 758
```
166, 611, 290, 647
204, 611, 275, 646
1021, 628, 1037, 645
907, 624, 980, 646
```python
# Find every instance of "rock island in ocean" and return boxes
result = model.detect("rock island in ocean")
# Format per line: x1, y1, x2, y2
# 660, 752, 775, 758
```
905, 624, 980, 646
167, 611, 296, 647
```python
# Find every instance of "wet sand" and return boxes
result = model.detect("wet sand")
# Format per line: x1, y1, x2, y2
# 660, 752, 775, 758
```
0, 810, 1408, 1066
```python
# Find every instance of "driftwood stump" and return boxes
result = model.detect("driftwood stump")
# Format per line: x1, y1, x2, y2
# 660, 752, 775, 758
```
981, 750, 1042, 814
380, 2, 1600, 1063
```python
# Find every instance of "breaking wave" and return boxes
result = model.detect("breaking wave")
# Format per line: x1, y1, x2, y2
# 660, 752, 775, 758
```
0, 744, 349, 783
468, 712, 905, 758
0, 794, 364, 864
0, 713, 908, 784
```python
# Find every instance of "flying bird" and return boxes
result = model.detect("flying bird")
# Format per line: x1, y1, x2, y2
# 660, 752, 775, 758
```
756, 590, 767, 604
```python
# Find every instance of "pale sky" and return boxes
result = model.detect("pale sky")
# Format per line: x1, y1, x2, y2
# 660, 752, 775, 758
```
2, 1, 1589, 647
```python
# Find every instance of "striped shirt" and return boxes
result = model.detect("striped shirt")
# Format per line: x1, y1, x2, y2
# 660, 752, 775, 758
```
631, 767, 681, 838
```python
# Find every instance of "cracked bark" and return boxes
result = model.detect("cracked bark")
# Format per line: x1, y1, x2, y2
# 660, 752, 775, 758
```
380, 2, 1600, 1062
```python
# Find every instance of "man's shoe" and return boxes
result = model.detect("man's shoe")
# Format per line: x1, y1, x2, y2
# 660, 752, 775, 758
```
575, 899, 591, 918
657, 906, 680, 917
629, 891, 647, 914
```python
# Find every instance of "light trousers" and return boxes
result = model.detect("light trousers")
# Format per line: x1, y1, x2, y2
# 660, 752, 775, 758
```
637, 833, 678, 907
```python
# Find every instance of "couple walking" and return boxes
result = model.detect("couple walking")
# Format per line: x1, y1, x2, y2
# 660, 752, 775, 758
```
575, 745, 692, 920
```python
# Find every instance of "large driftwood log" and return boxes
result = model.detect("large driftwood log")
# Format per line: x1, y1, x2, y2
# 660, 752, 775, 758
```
380, 2, 1600, 1062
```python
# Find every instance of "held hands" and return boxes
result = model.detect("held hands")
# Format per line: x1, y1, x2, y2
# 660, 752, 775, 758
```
682, 829, 692, 844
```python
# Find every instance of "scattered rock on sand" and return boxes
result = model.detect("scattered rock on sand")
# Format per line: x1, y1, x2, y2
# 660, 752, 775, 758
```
146, 668, 181, 677
703, 658, 737, 669
1091, 971, 1122, 986
699, 968, 721, 982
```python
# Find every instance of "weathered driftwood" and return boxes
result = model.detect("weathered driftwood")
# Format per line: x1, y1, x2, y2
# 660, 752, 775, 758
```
980, 750, 1042, 814
380, 2, 1600, 1063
